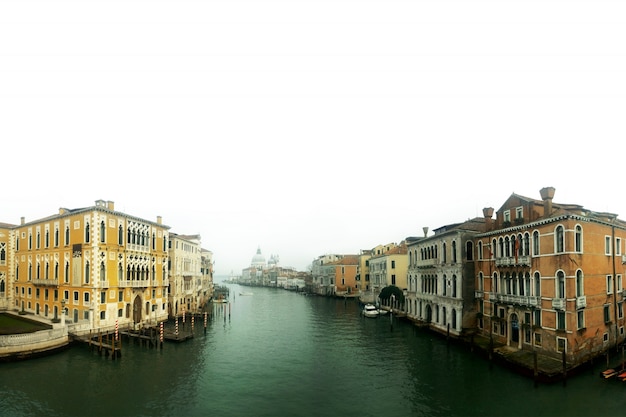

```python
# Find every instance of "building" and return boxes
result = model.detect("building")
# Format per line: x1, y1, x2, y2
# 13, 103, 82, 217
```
474, 187, 626, 366
326, 255, 359, 296
168, 233, 204, 317
368, 242, 409, 303
407, 218, 486, 337
6, 200, 170, 335
200, 248, 214, 306
0, 223, 10, 311
310, 254, 344, 295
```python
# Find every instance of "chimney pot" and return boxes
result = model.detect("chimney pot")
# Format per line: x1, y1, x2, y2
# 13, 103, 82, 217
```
20, 216, 25, 225
422, 227, 429, 237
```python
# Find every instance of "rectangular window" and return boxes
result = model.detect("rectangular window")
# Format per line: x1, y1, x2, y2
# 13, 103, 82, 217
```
391, 274, 396, 285
101, 291, 106, 303
557, 337, 566, 353
64, 290, 69, 301
617, 238, 622, 256
604, 305, 611, 323
73, 291, 79, 304
504, 210, 510, 222
577, 310, 585, 330
516, 207, 523, 219
118, 290, 123, 302
534, 332, 542, 347
83, 292, 89, 304
391, 260, 396, 269
606, 236, 612, 255
618, 275, 623, 293
619, 303, 624, 320
118, 309, 123, 317
607, 275, 613, 294
534, 309, 541, 327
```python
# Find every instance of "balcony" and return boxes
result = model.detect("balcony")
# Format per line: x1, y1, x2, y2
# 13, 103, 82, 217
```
119, 279, 150, 288
32, 278, 59, 286
495, 256, 531, 267
494, 293, 541, 307
99, 280, 110, 288
475, 290, 484, 299
552, 298, 566, 310
576, 296, 587, 309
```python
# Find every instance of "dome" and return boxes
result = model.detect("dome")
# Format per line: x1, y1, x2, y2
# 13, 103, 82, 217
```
251, 247, 266, 267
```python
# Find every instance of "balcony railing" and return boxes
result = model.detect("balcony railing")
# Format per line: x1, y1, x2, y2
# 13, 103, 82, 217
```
119, 279, 150, 288
32, 278, 59, 286
493, 293, 540, 307
552, 298, 566, 310
100, 280, 110, 288
495, 256, 531, 267
576, 296, 587, 309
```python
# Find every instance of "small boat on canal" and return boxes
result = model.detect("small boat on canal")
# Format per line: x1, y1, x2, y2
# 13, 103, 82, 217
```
362, 304, 380, 318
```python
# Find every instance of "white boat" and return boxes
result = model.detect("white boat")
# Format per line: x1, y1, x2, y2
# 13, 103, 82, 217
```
362, 304, 380, 318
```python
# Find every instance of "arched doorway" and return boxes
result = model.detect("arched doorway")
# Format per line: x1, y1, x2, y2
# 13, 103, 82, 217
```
133, 295, 142, 324
510, 313, 520, 344
425, 304, 433, 323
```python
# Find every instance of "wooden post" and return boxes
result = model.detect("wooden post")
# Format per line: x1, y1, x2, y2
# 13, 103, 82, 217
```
562, 350, 567, 386
533, 351, 538, 388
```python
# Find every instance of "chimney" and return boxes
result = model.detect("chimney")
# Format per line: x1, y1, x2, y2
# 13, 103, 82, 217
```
20, 216, 25, 225
157, 216, 162, 225
422, 227, 429, 237
540, 187, 555, 217
107, 201, 115, 211
482, 207, 494, 229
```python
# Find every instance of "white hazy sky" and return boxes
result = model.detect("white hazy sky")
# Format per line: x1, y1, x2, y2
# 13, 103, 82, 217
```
1, 0, 625, 275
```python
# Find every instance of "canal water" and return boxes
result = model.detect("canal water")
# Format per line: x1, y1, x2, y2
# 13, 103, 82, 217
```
1, 284, 625, 416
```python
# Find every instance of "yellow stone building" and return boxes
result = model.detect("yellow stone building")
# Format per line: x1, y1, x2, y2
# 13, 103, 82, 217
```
7, 200, 169, 335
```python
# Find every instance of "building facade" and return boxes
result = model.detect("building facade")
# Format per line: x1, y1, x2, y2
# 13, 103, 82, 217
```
474, 187, 626, 364
168, 233, 204, 317
7, 200, 170, 335
407, 219, 486, 337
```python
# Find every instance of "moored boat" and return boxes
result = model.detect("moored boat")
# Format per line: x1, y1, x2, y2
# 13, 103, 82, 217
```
362, 304, 379, 318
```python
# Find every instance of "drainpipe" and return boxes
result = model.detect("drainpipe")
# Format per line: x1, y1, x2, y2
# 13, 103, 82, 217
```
612, 221, 619, 351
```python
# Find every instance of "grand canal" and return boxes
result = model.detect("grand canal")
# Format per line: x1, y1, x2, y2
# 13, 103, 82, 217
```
1, 284, 625, 416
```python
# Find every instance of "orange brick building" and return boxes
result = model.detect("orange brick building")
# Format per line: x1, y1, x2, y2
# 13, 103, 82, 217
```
474, 187, 626, 365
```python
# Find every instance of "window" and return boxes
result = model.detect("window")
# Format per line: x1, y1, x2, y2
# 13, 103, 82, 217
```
45, 229, 49, 248
532, 231, 539, 256
534, 309, 541, 327
54, 227, 59, 247
452, 241, 457, 263
557, 311, 566, 330
557, 337, 566, 353
619, 303, 624, 320
504, 210, 511, 223
606, 236, 612, 255
100, 291, 106, 303
575, 225, 582, 252
118, 290, 123, 302
64, 225, 70, 245
100, 311, 106, 320
516, 206, 523, 220
619, 275, 623, 293
557, 271, 565, 298
576, 270, 584, 297
83, 292, 90, 304
555, 225, 564, 253
607, 275, 613, 294
534, 332, 542, 347
577, 310, 585, 329
442, 243, 447, 263
36, 231, 40, 249
478, 241, 483, 260
604, 305, 611, 323
391, 260, 396, 269
73, 291, 79, 303
100, 221, 106, 243
85, 223, 90, 243
85, 261, 90, 284
391, 274, 396, 285
617, 237, 622, 256
118, 309, 123, 317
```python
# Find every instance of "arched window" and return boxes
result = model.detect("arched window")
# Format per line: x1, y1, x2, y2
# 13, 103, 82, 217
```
575, 225, 582, 252
85, 260, 90, 284
118, 225, 124, 245
555, 225, 564, 253
505, 236, 511, 257
452, 309, 457, 330
452, 241, 457, 263
533, 231, 540, 256
478, 241, 483, 260
493, 272, 499, 293
100, 221, 106, 243
523, 232, 530, 256
491, 239, 497, 258
576, 269, 584, 297
442, 274, 447, 296
118, 264, 123, 282
64, 261, 69, 283
65, 226, 70, 245
557, 270, 565, 298
478, 272, 484, 291
442, 243, 447, 263
452, 275, 457, 297
466, 241, 473, 261
0, 247, 5, 262
55, 262, 59, 279
100, 262, 106, 281
85, 223, 90, 243
498, 238, 504, 258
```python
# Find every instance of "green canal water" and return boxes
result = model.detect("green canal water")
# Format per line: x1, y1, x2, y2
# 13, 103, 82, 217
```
1, 284, 625, 416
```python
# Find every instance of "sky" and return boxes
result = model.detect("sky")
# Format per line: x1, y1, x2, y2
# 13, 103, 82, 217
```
1, 0, 625, 276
